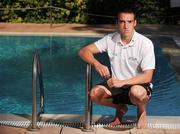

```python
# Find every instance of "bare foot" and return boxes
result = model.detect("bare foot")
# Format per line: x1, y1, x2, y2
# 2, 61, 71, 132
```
137, 111, 147, 129
109, 105, 128, 125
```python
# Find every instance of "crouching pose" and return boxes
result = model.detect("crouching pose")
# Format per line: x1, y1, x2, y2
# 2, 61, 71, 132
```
79, 8, 155, 129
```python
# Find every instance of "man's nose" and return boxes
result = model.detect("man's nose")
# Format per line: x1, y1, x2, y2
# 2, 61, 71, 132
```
124, 22, 128, 29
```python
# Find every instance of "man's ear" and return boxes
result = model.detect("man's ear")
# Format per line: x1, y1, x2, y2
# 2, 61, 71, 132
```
134, 20, 137, 27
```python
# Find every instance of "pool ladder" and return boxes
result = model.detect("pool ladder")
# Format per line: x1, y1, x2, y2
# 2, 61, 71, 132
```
28, 60, 92, 131
82, 64, 93, 132
28, 52, 44, 131
27, 53, 92, 131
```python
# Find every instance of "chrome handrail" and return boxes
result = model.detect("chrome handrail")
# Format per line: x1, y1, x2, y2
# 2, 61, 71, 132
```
28, 52, 44, 131
82, 64, 94, 132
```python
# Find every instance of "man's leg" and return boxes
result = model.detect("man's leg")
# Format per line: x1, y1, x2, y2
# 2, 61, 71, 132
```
129, 85, 150, 129
90, 85, 127, 125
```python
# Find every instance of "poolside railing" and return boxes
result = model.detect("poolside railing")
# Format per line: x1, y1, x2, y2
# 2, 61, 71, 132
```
82, 64, 94, 132
28, 52, 45, 131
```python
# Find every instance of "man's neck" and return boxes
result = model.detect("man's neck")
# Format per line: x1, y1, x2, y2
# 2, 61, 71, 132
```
121, 36, 131, 45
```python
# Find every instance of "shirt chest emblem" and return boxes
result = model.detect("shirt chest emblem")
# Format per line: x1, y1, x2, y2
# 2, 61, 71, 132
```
128, 57, 137, 61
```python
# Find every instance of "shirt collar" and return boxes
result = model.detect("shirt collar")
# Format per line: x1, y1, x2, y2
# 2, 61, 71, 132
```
112, 31, 136, 47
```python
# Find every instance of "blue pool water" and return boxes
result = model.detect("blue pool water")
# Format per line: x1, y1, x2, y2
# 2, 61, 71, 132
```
0, 35, 180, 116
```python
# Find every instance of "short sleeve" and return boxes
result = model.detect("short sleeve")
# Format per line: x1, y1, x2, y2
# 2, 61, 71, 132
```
94, 35, 108, 53
141, 41, 155, 71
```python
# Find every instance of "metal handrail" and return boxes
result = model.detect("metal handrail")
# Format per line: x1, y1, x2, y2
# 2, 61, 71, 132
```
28, 52, 44, 131
82, 64, 94, 132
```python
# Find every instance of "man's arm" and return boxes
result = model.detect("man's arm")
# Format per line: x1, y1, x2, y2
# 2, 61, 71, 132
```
124, 69, 154, 85
107, 69, 154, 88
78, 44, 100, 66
78, 44, 110, 78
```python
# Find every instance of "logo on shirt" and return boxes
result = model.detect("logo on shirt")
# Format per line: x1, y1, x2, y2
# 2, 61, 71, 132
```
128, 57, 139, 67
128, 57, 137, 61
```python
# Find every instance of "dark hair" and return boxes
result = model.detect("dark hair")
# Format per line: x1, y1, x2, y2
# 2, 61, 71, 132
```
116, 8, 136, 20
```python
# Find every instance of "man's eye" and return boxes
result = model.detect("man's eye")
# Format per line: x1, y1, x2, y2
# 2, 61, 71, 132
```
119, 21, 124, 24
128, 20, 133, 23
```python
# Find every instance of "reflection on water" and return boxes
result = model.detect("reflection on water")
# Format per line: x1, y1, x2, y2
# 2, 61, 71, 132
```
0, 35, 180, 116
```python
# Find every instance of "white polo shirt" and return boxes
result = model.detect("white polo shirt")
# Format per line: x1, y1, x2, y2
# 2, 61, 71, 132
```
94, 31, 155, 80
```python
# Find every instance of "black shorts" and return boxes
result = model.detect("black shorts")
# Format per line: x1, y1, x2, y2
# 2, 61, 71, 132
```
98, 81, 153, 105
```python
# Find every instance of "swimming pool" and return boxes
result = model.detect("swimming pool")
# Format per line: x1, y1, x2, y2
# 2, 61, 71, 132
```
0, 35, 180, 116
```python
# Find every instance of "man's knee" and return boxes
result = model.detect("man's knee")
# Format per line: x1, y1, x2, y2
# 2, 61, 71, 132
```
90, 85, 110, 104
129, 85, 148, 105
90, 87, 98, 101
90, 86, 104, 102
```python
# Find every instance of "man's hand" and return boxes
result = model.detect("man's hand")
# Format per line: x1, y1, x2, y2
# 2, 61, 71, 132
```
94, 62, 110, 79
107, 78, 125, 88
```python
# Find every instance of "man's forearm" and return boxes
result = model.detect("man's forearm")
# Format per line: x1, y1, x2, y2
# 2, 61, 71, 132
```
79, 48, 98, 66
123, 70, 154, 86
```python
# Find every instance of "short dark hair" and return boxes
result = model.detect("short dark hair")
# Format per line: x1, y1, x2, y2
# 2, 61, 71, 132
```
116, 8, 136, 20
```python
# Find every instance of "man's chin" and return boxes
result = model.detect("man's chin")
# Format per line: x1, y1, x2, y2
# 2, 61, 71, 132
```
123, 33, 130, 37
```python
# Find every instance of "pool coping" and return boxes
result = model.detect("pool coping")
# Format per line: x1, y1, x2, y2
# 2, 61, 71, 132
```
0, 31, 179, 38
0, 31, 105, 37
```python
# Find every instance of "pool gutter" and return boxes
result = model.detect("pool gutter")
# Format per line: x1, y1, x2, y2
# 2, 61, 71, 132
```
0, 114, 180, 130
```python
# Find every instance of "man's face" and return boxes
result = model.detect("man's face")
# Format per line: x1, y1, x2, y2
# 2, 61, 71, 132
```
117, 13, 136, 38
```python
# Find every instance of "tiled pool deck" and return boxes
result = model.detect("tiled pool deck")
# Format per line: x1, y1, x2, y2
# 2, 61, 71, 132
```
1, 114, 180, 134
0, 23, 180, 134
